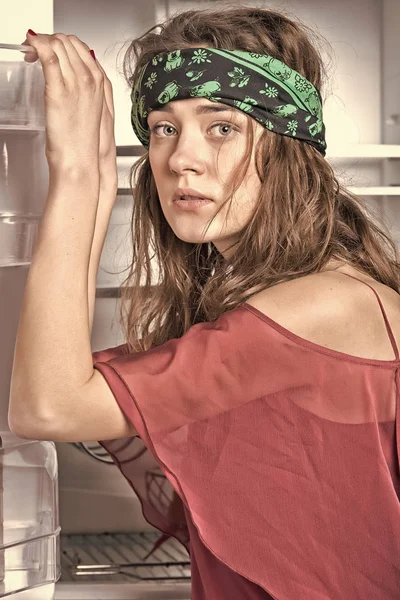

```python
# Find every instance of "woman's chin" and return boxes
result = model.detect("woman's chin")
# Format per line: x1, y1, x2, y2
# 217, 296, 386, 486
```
173, 231, 213, 244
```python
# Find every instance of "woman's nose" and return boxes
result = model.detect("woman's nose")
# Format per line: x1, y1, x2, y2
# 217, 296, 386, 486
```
168, 134, 206, 175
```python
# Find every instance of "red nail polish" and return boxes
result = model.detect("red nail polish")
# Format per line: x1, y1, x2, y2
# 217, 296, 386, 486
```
28, 29, 38, 36
89, 49, 96, 61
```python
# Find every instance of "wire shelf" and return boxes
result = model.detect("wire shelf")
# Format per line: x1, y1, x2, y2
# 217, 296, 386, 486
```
60, 531, 191, 583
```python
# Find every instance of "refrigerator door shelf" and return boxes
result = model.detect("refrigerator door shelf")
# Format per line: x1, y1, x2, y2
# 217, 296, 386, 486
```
0, 213, 41, 267
0, 433, 60, 598
0, 125, 45, 131
0, 43, 45, 128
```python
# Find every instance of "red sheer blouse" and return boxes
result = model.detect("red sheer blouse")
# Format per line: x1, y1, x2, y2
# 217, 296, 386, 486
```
92, 273, 400, 599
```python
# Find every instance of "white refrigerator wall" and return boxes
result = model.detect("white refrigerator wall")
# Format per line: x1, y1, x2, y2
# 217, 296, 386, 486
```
383, 0, 400, 146
381, 0, 400, 241
5, 0, 398, 533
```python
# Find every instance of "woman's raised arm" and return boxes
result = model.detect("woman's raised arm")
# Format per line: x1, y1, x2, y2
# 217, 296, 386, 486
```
8, 31, 117, 435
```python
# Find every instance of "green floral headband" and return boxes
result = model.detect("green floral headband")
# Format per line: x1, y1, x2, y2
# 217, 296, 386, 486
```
131, 47, 327, 156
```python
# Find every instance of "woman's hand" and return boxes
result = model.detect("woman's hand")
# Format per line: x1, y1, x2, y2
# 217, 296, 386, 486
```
21, 31, 117, 180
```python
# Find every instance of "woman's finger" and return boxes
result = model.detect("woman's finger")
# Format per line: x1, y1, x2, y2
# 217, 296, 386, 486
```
26, 31, 70, 90
94, 59, 115, 119
66, 35, 104, 84
20, 36, 39, 63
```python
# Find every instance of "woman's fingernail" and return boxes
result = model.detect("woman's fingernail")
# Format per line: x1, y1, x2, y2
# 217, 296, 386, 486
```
89, 49, 96, 61
27, 29, 38, 36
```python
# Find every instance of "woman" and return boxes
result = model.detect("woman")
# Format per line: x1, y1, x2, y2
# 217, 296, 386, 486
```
9, 6, 400, 599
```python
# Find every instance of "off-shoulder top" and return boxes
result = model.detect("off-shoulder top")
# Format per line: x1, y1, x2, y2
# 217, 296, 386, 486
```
92, 272, 400, 599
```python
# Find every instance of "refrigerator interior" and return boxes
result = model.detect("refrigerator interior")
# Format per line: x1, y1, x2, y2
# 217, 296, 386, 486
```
1, 0, 400, 598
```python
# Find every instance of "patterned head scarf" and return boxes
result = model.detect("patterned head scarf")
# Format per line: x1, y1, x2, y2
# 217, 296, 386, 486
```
130, 47, 327, 156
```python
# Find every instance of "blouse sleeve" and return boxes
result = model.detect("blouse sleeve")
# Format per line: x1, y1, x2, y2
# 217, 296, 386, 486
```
92, 340, 190, 553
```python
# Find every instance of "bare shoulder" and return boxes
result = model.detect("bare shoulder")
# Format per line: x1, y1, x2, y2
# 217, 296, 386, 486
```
245, 269, 400, 359
245, 270, 351, 327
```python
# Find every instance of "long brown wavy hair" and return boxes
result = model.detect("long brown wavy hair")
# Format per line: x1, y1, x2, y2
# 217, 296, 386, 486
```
116, 4, 400, 353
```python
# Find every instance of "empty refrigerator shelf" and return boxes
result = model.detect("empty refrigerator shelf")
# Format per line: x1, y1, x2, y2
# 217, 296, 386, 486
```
55, 532, 191, 599
58, 531, 191, 583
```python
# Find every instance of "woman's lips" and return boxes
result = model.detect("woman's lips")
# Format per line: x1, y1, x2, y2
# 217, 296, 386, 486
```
173, 198, 213, 210
176, 195, 211, 201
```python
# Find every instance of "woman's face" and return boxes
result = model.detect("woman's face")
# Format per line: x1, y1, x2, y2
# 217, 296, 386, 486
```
147, 98, 263, 259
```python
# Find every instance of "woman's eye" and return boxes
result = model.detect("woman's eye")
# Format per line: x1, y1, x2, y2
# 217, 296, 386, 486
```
149, 122, 239, 137
150, 124, 176, 136
213, 123, 235, 136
